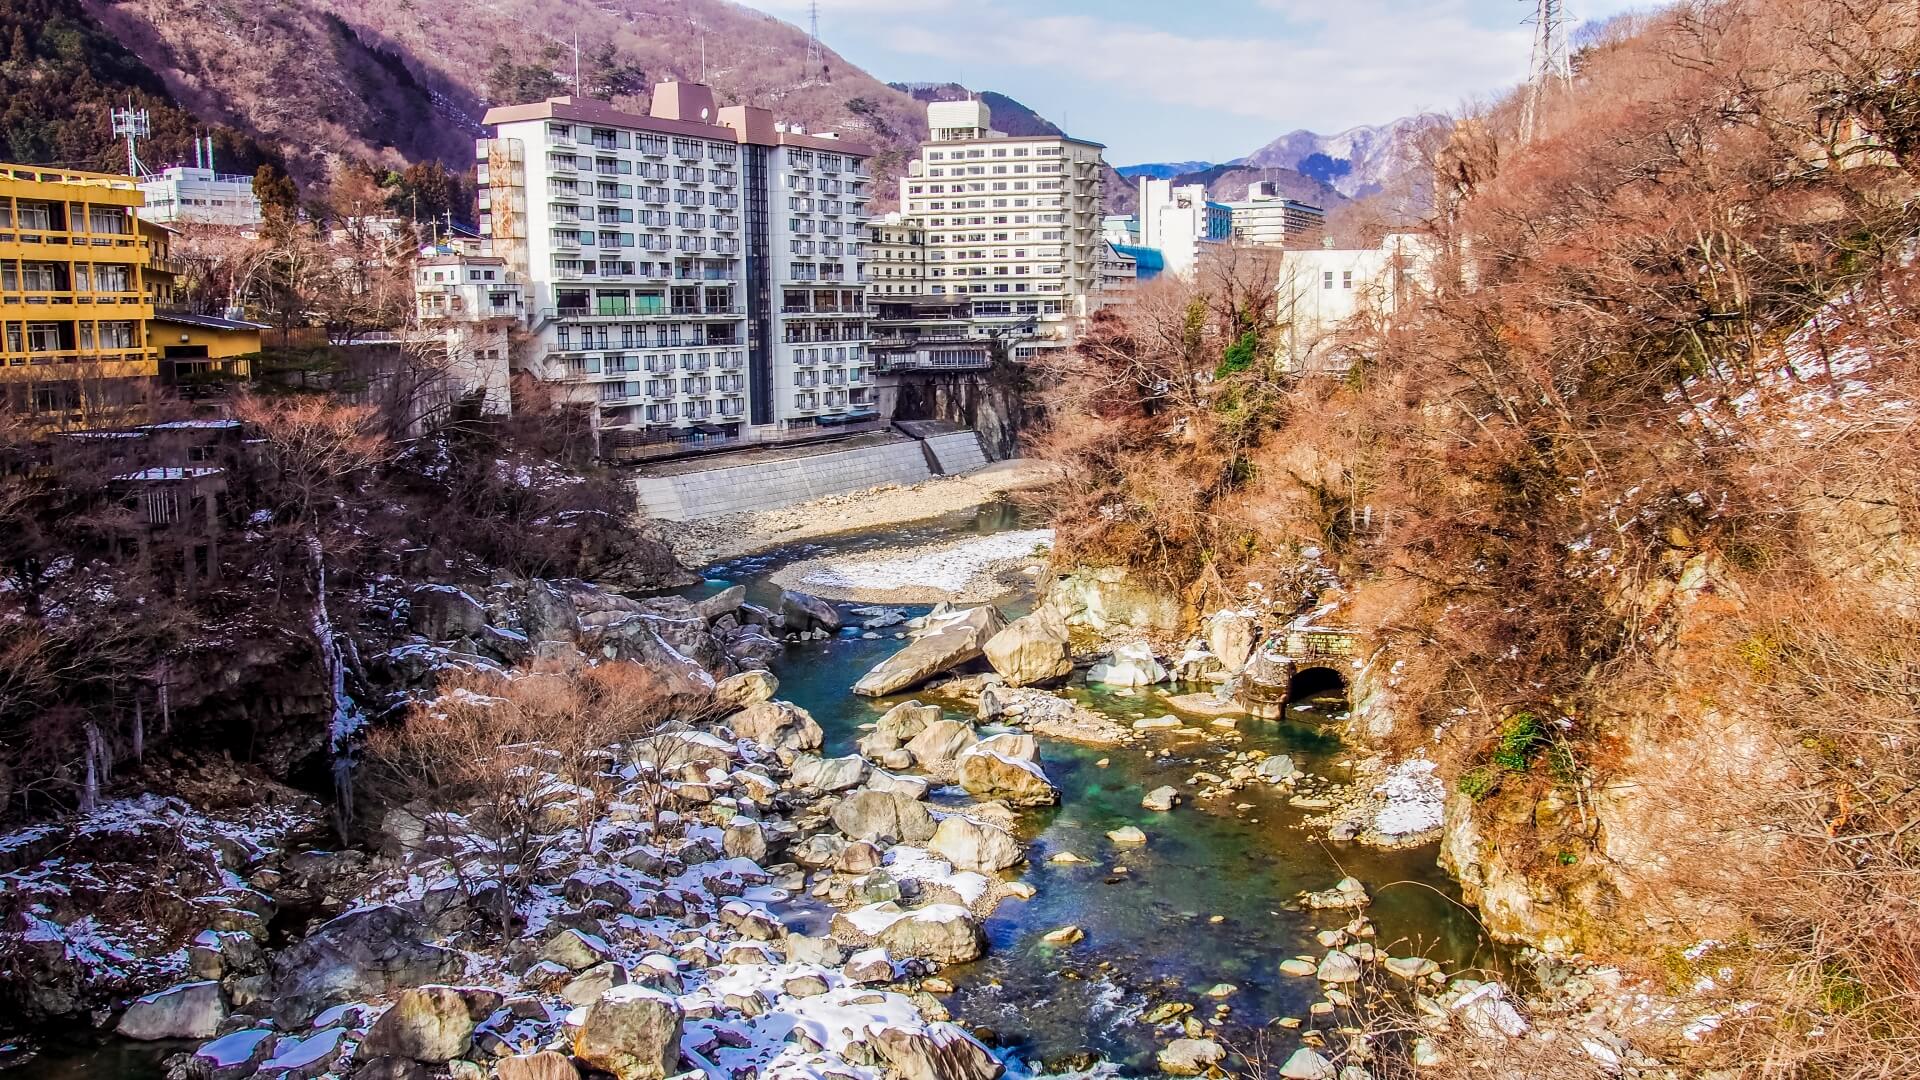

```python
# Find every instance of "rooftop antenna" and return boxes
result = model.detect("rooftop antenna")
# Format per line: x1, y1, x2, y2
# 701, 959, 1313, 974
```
573, 32, 582, 96
1519, 0, 1572, 142
110, 103, 151, 177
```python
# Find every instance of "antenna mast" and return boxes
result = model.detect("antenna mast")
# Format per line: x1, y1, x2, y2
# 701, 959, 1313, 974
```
1520, 0, 1572, 142
110, 104, 151, 177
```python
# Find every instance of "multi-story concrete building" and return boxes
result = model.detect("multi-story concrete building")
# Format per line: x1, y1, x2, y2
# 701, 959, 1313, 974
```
1226, 182, 1324, 248
137, 165, 263, 227
1138, 178, 1232, 281
0, 164, 157, 423
415, 244, 526, 414
478, 82, 873, 455
1274, 233, 1436, 373
899, 100, 1107, 358
866, 215, 926, 297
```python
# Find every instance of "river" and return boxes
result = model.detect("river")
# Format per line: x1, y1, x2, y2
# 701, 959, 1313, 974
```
686, 502, 1497, 1074
11, 501, 1495, 1078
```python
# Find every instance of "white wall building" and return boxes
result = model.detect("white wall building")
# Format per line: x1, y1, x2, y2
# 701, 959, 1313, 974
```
899, 100, 1107, 357
478, 83, 872, 454
137, 166, 263, 227
1226, 182, 1324, 248
1138, 178, 1232, 281
1275, 233, 1436, 373
415, 246, 525, 415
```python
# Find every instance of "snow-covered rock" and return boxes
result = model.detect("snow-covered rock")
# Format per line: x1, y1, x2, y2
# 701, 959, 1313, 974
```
116, 979, 227, 1040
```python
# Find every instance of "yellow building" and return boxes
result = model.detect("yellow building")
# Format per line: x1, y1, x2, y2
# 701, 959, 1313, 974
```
137, 217, 261, 386
0, 163, 157, 424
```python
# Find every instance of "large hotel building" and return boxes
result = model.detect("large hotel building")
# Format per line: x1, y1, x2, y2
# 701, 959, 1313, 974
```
478, 83, 875, 452
896, 100, 1107, 357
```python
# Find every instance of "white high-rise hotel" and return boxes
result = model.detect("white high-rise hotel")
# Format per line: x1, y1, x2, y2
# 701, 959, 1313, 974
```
899, 100, 1106, 356
478, 83, 874, 448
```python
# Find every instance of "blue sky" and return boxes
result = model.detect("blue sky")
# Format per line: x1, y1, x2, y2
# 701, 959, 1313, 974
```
737, 0, 1646, 165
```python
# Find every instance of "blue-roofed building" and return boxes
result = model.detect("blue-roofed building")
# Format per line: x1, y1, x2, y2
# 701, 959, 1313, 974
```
1113, 244, 1166, 282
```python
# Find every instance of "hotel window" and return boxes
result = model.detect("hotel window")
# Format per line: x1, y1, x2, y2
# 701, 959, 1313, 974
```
16, 202, 51, 230
1322, 271, 1334, 290
26, 322, 61, 351
88, 208, 128, 234
1342, 270, 1353, 289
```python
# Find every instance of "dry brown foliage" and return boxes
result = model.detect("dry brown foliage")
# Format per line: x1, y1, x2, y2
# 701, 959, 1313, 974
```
1038, 0, 1920, 1071
362, 661, 696, 926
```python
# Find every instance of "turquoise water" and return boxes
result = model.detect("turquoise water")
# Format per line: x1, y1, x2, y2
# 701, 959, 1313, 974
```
689, 505, 1499, 1073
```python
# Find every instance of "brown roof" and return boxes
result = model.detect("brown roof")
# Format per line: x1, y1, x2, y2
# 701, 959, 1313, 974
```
482, 93, 874, 158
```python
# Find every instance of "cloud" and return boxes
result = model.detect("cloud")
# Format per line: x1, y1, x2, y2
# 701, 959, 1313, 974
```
741, 0, 1537, 132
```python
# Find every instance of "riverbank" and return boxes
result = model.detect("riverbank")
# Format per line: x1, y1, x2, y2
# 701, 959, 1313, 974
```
653, 458, 1061, 565
771, 530, 1053, 604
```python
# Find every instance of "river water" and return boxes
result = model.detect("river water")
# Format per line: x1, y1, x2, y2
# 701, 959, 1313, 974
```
12, 501, 1494, 1079
689, 503, 1497, 1074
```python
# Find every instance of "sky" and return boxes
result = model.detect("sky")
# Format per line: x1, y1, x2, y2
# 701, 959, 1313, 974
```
735, 0, 1647, 165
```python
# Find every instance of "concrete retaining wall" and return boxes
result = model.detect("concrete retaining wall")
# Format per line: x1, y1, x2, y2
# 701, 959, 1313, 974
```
632, 439, 937, 521
923, 431, 989, 475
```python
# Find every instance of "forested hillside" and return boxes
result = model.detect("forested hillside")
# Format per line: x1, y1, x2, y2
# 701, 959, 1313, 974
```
1036, 0, 1920, 1070
0, 0, 277, 175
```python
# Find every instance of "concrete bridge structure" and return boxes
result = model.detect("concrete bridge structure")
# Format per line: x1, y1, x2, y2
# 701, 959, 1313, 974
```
1239, 625, 1362, 719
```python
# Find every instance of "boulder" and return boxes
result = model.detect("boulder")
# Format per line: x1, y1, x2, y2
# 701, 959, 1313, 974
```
520, 581, 580, 643
854, 606, 1009, 697
873, 1022, 1005, 1080
1257, 755, 1301, 783
1087, 642, 1167, 687
409, 585, 488, 641
982, 607, 1072, 687
843, 948, 894, 984
831, 790, 937, 844
726, 700, 824, 752
865, 770, 931, 800
780, 590, 841, 633
116, 980, 227, 1040
971, 731, 1036, 762
714, 670, 777, 710
722, 821, 768, 863
1141, 786, 1181, 812
192, 1028, 277, 1080
360, 986, 502, 1063
572, 986, 684, 1080
562, 963, 627, 1007
874, 906, 986, 963
265, 905, 463, 1028
496, 1051, 582, 1080
928, 816, 1024, 872
956, 743, 1059, 807
861, 700, 941, 755
1106, 826, 1147, 845
1279, 1048, 1336, 1080
786, 935, 848, 967
253, 1027, 350, 1080
792, 754, 870, 793
904, 720, 978, 776
1316, 951, 1361, 984
1158, 1039, 1227, 1076
1303, 877, 1371, 910
542, 929, 613, 972
1206, 611, 1260, 671
695, 585, 747, 624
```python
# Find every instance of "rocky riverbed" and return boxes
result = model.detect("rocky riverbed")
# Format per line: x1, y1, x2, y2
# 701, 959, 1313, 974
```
3, 511, 1720, 1080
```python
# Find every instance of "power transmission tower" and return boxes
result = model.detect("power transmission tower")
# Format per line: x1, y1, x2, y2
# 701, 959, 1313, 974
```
1520, 0, 1572, 143
805, 0, 829, 82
